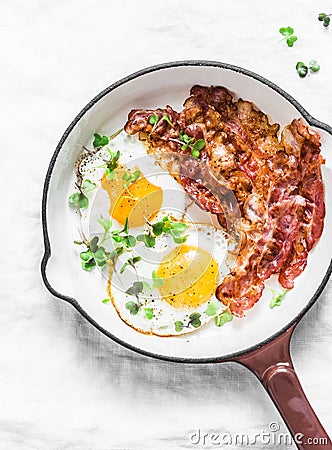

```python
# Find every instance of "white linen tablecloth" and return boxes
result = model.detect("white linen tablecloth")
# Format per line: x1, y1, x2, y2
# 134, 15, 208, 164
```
1, 0, 331, 448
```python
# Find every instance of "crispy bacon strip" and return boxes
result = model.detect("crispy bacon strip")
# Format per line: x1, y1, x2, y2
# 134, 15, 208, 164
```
124, 86, 325, 317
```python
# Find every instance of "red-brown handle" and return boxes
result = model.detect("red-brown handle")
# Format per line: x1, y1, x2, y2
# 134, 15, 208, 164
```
233, 324, 332, 450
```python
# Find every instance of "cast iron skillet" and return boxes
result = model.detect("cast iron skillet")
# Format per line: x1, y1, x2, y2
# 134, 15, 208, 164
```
41, 61, 332, 449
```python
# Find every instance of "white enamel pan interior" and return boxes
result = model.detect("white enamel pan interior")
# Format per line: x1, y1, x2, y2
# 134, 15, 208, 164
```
41, 61, 332, 362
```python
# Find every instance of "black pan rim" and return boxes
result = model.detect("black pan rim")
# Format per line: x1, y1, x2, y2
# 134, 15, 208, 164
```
41, 59, 332, 364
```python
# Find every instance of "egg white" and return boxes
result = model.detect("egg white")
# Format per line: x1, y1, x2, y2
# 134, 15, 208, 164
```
79, 131, 229, 336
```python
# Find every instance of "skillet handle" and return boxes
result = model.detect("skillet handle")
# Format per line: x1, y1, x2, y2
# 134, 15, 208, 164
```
233, 324, 332, 450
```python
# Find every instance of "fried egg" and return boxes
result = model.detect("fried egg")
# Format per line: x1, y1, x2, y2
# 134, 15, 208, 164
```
81, 131, 229, 336
108, 218, 228, 336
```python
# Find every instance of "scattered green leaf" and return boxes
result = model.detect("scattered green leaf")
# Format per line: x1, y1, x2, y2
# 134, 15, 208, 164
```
318, 13, 331, 27
215, 309, 233, 327
279, 26, 298, 47
205, 300, 221, 317
175, 321, 184, 332
309, 60, 320, 72
126, 281, 144, 297
137, 233, 156, 248
69, 192, 89, 209
93, 133, 109, 148
296, 61, 320, 78
270, 289, 287, 309
122, 169, 141, 188
120, 256, 142, 274
189, 312, 201, 328
82, 179, 96, 192
102, 298, 110, 304
152, 270, 164, 288
144, 308, 154, 320
105, 150, 121, 179
125, 301, 139, 315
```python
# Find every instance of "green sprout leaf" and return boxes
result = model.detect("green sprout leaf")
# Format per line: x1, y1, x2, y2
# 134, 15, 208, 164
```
122, 217, 129, 234
98, 217, 112, 233
137, 233, 156, 248
69, 192, 89, 209
126, 281, 144, 297
151, 222, 164, 236
152, 270, 164, 288
108, 246, 124, 264
324, 16, 331, 27
150, 216, 187, 244
81, 259, 96, 271
93, 133, 109, 148
279, 26, 297, 47
286, 35, 297, 47
122, 169, 141, 188
120, 256, 142, 274
279, 26, 294, 36
125, 301, 139, 315
270, 289, 287, 309
175, 321, 184, 332
189, 312, 201, 328
80, 250, 93, 261
205, 300, 221, 317
93, 246, 107, 267
102, 298, 110, 304
214, 309, 233, 327
149, 112, 159, 125
318, 13, 331, 27
309, 60, 320, 72
144, 308, 153, 320
161, 114, 174, 127
122, 235, 136, 248
90, 236, 99, 253
191, 139, 206, 152
296, 62, 309, 78
82, 179, 96, 192
170, 229, 188, 244
105, 149, 121, 179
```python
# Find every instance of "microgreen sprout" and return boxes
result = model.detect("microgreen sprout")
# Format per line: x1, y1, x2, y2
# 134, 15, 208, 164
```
122, 169, 141, 188
205, 300, 221, 317
270, 289, 287, 309
104, 149, 121, 180
149, 113, 175, 132
178, 131, 206, 158
318, 13, 331, 27
93, 128, 123, 148
69, 178, 96, 210
125, 300, 140, 315
144, 308, 154, 320
78, 236, 108, 271
137, 216, 188, 248
174, 312, 202, 332
214, 309, 233, 327
151, 270, 164, 288
296, 60, 320, 78
279, 26, 298, 47
120, 256, 142, 274
125, 281, 145, 315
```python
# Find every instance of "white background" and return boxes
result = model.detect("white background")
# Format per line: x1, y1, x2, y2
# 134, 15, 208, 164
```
1, 0, 332, 449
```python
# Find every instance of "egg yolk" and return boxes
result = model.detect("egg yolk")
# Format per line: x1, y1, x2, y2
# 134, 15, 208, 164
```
156, 245, 219, 309
102, 167, 163, 228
